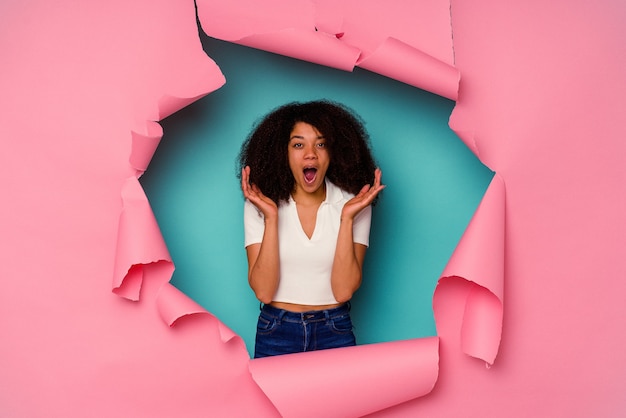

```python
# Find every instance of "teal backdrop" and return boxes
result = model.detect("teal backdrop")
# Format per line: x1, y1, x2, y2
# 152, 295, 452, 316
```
140, 35, 493, 356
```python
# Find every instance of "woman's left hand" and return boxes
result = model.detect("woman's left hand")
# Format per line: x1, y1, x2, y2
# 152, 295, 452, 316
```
341, 168, 385, 221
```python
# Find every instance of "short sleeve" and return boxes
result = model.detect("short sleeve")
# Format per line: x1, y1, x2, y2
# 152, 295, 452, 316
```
243, 199, 265, 247
352, 204, 372, 247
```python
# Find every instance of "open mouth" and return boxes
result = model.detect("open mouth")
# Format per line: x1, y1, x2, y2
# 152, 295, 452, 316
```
303, 167, 317, 184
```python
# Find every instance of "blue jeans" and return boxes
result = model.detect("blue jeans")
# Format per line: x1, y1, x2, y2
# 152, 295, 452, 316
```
254, 303, 356, 358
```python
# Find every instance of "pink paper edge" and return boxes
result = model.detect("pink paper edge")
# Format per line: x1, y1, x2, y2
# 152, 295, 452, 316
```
110, 1, 511, 414
436, 173, 505, 364
236, 29, 361, 72
248, 337, 440, 417
358, 37, 460, 100
197, 2, 459, 99
112, 177, 173, 298
157, 282, 239, 343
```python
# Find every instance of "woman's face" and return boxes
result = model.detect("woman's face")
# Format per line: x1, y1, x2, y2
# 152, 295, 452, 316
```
287, 122, 330, 198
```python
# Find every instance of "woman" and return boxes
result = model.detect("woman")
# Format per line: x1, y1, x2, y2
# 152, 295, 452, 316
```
238, 100, 384, 358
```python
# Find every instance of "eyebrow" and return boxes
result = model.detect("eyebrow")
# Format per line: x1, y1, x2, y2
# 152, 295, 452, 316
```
289, 135, 325, 140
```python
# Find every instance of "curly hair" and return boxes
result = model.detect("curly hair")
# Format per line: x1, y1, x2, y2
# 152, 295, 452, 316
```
237, 100, 379, 205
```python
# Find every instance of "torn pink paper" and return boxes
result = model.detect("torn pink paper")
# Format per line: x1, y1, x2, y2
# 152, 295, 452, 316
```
157, 282, 239, 343
1, 0, 282, 415
448, 126, 481, 159
116, 60, 225, 300
435, 173, 505, 365
196, 0, 458, 97
156, 91, 220, 121
130, 121, 163, 174
196, 0, 358, 71
249, 338, 439, 418
357, 37, 460, 100
4, 0, 625, 416
115, 0, 505, 413
331, 0, 455, 65
236, 29, 361, 72
113, 177, 173, 301
115, 0, 499, 415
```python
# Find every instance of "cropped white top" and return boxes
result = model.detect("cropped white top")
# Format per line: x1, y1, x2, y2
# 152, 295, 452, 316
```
244, 179, 372, 305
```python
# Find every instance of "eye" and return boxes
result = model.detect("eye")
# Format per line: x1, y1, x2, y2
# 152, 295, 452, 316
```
292, 142, 303, 148
316, 142, 326, 148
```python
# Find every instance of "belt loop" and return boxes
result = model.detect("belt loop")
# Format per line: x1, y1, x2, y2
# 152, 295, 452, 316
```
277, 308, 286, 324
323, 308, 330, 324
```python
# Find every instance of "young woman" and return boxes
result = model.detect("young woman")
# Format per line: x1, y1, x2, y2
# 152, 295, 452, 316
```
238, 100, 384, 358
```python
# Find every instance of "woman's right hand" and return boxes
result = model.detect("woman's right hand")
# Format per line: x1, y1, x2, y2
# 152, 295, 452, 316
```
241, 166, 278, 219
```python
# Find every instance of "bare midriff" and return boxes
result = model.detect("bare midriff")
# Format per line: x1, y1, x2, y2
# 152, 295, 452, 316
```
269, 301, 343, 313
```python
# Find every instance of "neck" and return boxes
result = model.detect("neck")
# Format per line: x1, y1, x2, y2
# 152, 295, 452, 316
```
292, 182, 326, 206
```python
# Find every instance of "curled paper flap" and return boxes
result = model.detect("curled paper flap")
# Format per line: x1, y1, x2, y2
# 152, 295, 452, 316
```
196, 0, 459, 99
249, 337, 439, 418
441, 173, 505, 299
435, 173, 505, 364
196, 0, 357, 71
129, 121, 163, 174
357, 37, 460, 101
236, 29, 360, 72
156, 282, 238, 343
113, 177, 172, 300
196, 0, 316, 41
461, 283, 503, 364
156, 91, 216, 121
118, 49, 224, 299
449, 127, 480, 159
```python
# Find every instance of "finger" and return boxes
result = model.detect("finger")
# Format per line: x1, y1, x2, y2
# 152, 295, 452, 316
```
241, 167, 250, 193
373, 168, 382, 188
251, 184, 268, 202
369, 181, 385, 198
356, 184, 371, 197
361, 183, 384, 204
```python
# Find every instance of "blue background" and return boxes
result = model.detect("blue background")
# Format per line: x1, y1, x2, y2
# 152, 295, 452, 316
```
140, 35, 493, 356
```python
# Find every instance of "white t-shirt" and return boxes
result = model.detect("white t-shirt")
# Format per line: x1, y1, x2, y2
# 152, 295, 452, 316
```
244, 179, 372, 305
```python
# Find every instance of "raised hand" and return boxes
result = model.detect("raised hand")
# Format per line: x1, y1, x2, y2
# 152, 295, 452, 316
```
241, 166, 278, 219
341, 168, 385, 221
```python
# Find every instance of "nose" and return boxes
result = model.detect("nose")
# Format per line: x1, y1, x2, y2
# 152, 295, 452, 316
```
304, 143, 317, 159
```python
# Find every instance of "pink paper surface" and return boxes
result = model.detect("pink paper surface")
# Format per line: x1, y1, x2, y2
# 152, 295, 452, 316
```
434, 174, 505, 365
197, 0, 458, 97
113, 177, 172, 300
357, 37, 460, 100
156, 282, 239, 343
249, 338, 439, 418
0, 1, 273, 416
2, 0, 625, 417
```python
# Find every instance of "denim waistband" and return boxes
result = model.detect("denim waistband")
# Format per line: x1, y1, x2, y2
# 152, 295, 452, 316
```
261, 302, 351, 323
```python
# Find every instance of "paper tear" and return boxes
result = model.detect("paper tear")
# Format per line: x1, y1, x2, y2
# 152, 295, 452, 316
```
461, 282, 503, 365
357, 37, 460, 100
451, 128, 480, 160
156, 282, 239, 343
196, 0, 459, 99
129, 121, 163, 175
435, 173, 505, 364
156, 92, 215, 121
113, 2, 497, 416
112, 177, 172, 300
236, 28, 361, 71
249, 337, 440, 418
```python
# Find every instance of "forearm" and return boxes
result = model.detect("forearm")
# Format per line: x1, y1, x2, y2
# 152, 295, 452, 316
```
331, 218, 363, 303
248, 217, 280, 304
